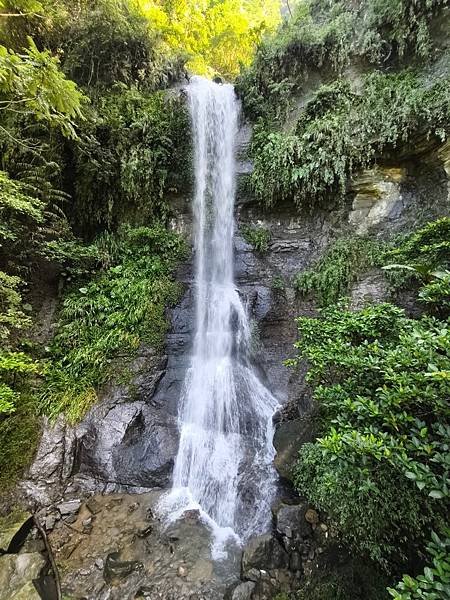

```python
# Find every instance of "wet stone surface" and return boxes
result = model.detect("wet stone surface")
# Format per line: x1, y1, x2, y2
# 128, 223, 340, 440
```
48, 491, 241, 600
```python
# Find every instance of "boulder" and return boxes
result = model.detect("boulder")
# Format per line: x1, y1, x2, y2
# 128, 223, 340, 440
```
273, 418, 314, 480
103, 552, 143, 583
57, 499, 81, 516
275, 502, 311, 539
242, 534, 289, 575
231, 581, 256, 600
0, 552, 45, 600
20, 415, 76, 506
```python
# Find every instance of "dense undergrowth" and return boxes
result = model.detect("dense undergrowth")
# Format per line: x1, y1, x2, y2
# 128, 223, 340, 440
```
41, 225, 186, 423
237, 0, 449, 121
285, 218, 450, 598
0, 1, 191, 487
237, 0, 450, 211
245, 7, 450, 593
248, 71, 449, 210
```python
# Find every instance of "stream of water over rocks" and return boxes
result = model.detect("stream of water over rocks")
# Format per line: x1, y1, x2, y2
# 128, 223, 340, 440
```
159, 76, 279, 559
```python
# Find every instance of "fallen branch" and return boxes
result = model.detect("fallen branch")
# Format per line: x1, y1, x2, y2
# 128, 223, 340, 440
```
33, 514, 62, 600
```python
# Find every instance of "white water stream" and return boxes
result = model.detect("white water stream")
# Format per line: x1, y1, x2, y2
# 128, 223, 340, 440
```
160, 76, 279, 558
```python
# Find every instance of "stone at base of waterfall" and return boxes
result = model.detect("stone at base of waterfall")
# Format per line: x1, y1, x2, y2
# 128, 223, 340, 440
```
0, 553, 45, 600
242, 534, 289, 575
49, 491, 241, 600
273, 418, 314, 480
275, 502, 312, 540
232, 581, 256, 600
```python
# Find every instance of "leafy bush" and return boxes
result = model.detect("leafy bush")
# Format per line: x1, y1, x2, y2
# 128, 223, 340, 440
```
388, 530, 450, 599
70, 87, 191, 233
40, 224, 186, 422
242, 224, 271, 253
0, 39, 86, 137
249, 72, 449, 210
295, 556, 389, 600
54, 0, 185, 89
290, 303, 449, 570
295, 236, 384, 306
0, 170, 45, 257
383, 218, 450, 287
140, 0, 280, 79
237, 0, 448, 121
419, 271, 450, 314
0, 271, 32, 344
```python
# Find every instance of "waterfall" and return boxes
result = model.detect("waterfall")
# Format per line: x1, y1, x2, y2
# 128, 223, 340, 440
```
160, 76, 279, 559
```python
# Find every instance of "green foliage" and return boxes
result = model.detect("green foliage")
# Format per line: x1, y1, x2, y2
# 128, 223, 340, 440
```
55, 0, 185, 89
295, 554, 389, 600
71, 87, 191, 232
295, 236, 384, 306
388, 530, 450, 599
249, 72, 450, 210
0, 0, 196, 488
271, 275, 286, 291
383, 218, 450, 286
140, 0, 281, 79
419, 271, 450, 314
237, 0, 448, 120
0, 350, 39, 414
41, 224, 186, 422
0, 271, 31, 343
242, 224, 271, 253
290, 303, 449, 570
0, 170, 45, 262
0, 392, 40, 488
382, 218, 450, 315
0, 262, 40, 418
40, 238, 105, 281
0, 39, 86, 137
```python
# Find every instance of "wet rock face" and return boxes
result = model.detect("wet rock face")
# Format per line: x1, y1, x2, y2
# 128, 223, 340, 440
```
273, 417, 315, 481
21, 415, 76, 507
21, 346, 185, 504
230, 581, 256, 600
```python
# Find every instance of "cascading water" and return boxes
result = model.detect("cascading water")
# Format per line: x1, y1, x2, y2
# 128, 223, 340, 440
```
160, 76, 279, 558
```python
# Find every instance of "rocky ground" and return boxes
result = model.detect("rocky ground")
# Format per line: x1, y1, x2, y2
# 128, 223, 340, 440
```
0, 487, 335, 600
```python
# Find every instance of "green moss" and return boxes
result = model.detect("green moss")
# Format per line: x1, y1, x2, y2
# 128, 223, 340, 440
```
0, 393, 41, 490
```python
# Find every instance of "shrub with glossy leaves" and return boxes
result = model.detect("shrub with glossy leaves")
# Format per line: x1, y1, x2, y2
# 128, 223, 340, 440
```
290, 303, 449, 570
388, 530, 450, 599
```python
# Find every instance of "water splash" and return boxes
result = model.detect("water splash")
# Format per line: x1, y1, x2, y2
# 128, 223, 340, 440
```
159, 76, 279, 558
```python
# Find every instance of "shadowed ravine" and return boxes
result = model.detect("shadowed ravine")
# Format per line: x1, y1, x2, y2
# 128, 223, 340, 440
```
159, 76, 279, 558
